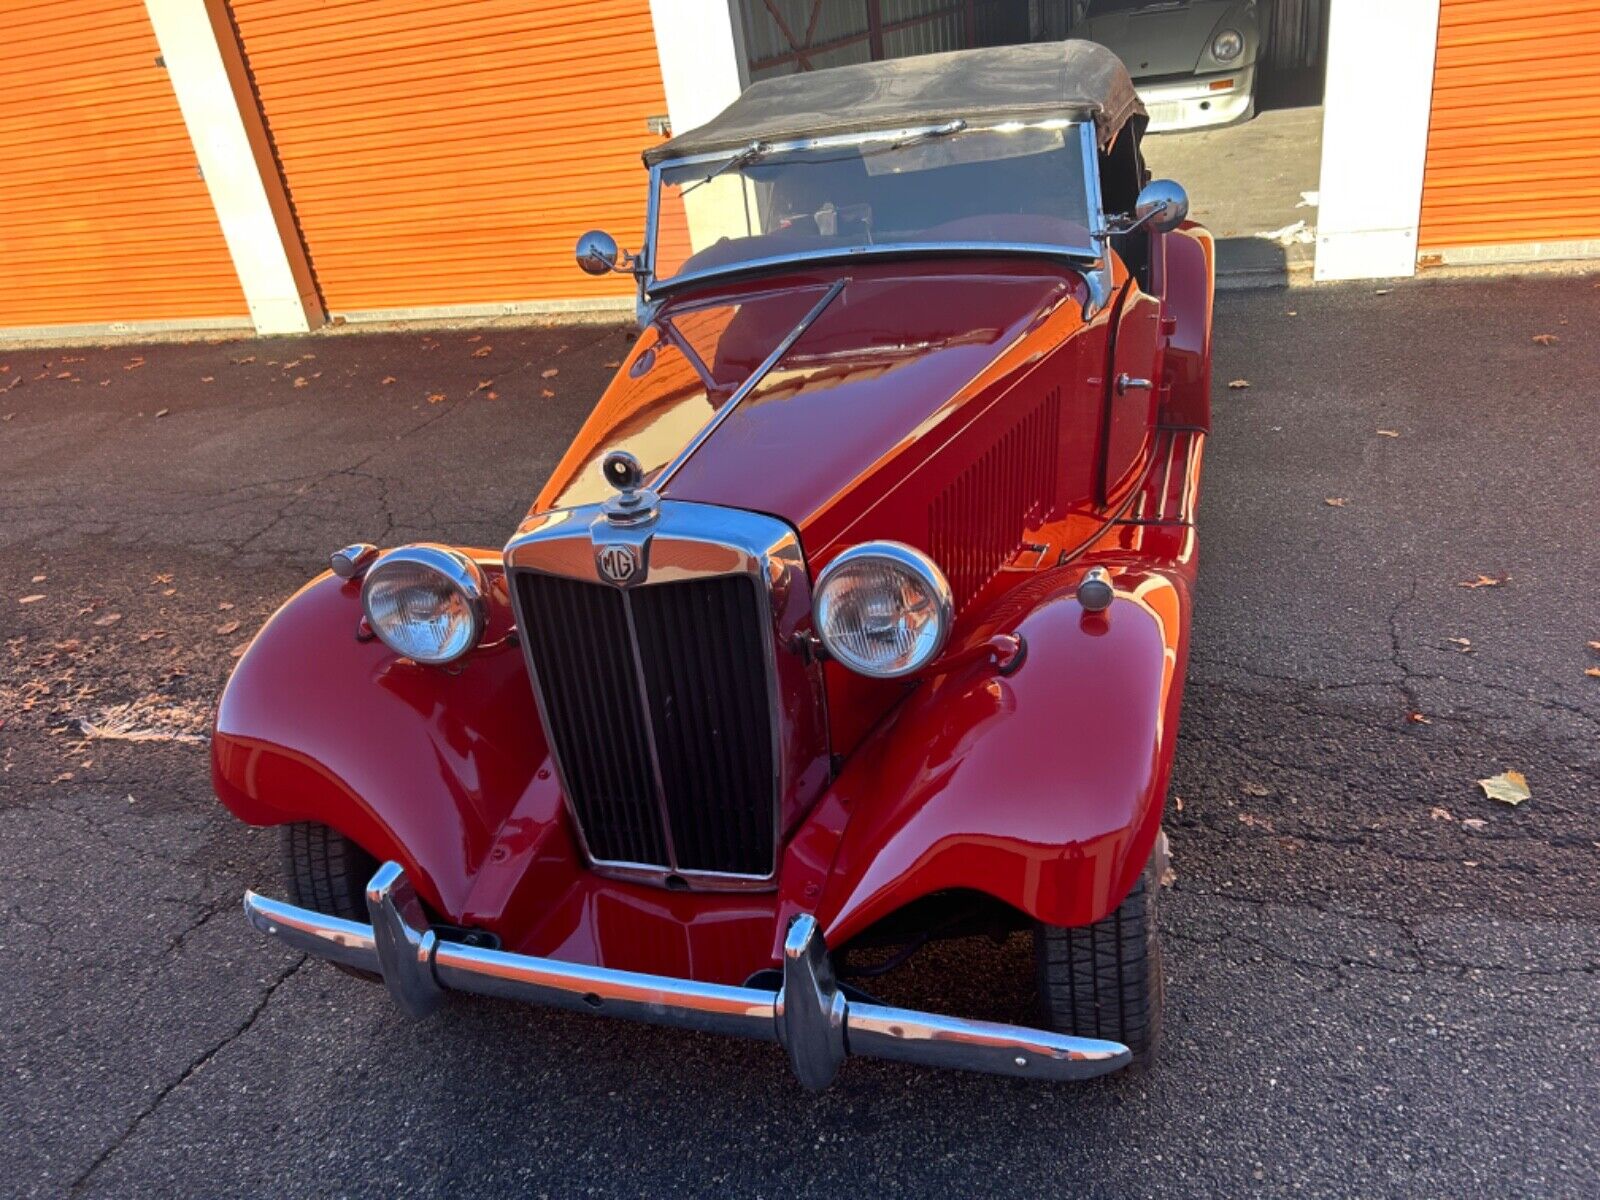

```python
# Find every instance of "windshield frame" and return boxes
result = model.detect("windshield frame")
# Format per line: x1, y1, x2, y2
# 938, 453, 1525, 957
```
641, 117, 1108, 298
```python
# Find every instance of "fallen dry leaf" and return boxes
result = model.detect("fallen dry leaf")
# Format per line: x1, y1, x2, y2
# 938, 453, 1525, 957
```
1242, 781, 1270, 797
214, 620, 241, 636
541, 388, 556, 398
1585, 667, 1600, 679
1324, 497, 1347, 508
540, 368, 559, 379
92, 612, 122, 626
603, 359, 622, 368
293, 376, 308, 388
1458, 574, 1506, 589
1532, 333, 1558, 346
125, 357, 145, 371
31, 574, 45, 583
201, 376, 215, 383
1377, 429, 1400, 438
427, 392, 446, 405
231, 641, 250, 658
233, 355, 256, 365
1285, 310, 1297, 317
1407, 712, 1432, 725
1589, 641, 1600, 652
19, 594, 45, 605
486, 390, 499, 401
1227, 379, 1250, 389
154, 408, 170, 419
55, 371, 72, 380
162, 588, 176, 597
466, 334, 482, 343
1429, 806, 1453, 822
472, 379, 494, 394
1477, 770, 1530, 806
1159, 864, 1177, 888
1447, 637, 1472, 651
471, 345, 493, 358
381, 376, 396, 385
217, 601, 235, 611
1174, 795, 1184, 812
1461, 817, 1487, 831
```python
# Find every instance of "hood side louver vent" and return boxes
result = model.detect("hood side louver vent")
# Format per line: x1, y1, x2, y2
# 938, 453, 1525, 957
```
929, 387, 1061, 612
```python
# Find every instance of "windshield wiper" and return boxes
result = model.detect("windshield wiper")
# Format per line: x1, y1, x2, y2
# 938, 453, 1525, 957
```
680, 140, 770, 195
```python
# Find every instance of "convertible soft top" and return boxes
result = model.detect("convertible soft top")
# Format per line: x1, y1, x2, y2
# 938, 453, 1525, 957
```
644, 40, 1145, 166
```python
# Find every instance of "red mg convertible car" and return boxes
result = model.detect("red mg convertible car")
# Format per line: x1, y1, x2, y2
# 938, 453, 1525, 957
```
219, 41, 1213, 1089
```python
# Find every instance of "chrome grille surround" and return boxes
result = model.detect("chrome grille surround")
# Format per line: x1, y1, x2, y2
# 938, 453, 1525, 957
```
504, 500, 830, 892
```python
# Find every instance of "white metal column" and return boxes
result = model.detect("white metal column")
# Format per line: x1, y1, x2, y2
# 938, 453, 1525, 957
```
1313, 0, 1441, 281
145, 0, 322, 333
648, 0, 750, 136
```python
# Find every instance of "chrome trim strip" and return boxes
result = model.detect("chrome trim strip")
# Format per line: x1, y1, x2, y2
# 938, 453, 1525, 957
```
244, 866, 1131, 1090
649, 244, 1100, 299
1080, 119, 1114, 315
651, 277, 846, 491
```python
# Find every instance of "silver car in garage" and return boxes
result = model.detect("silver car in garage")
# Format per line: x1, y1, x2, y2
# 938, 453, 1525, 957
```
1071, 0, 1260, 131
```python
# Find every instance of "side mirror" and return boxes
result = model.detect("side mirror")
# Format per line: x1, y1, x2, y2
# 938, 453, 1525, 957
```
1133, 179, 1189, 234
576, 230, 620, 276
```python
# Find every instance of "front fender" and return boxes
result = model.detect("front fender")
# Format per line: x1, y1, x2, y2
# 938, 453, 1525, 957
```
814, 562, 1189, 942
211, 561, 544, 917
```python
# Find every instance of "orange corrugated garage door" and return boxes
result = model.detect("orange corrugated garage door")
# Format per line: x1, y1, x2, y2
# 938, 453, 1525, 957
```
1419, 0, 1600, 251
228, 0, 670, 316
0, 0, 246, 332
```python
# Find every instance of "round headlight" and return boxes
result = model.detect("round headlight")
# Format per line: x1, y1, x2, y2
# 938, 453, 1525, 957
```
360, 544, 487, 665
814, 543, 953, 679
1212, 28, 1244, 62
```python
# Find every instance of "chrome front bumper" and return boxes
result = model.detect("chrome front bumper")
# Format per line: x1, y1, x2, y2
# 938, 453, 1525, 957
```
244, 861, 1130, 1090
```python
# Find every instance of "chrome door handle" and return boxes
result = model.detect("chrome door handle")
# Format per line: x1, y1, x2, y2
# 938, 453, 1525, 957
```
1116, 373, 1152, 395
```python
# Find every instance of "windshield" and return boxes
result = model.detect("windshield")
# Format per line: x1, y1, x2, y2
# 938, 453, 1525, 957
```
648, 120, 1098, 289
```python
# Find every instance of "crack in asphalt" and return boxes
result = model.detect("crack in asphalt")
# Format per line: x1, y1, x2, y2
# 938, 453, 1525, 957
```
67, 955, 308, 1196
1170, 890, 1598, 981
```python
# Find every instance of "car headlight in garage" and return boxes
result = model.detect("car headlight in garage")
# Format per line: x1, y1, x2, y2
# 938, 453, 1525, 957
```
360, 544, 487, 665
1212, 29, 1245, 62
814, 542, 953, 678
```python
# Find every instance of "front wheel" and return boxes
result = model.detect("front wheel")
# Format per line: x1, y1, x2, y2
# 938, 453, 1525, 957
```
1034, 831, 1167, 1069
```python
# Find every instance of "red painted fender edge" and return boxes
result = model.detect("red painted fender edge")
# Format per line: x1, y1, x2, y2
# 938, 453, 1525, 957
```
211, 562, 541, 919
805, 560, 1190, 947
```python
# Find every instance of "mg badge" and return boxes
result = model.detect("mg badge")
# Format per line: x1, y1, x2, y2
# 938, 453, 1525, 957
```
596, 543, 639, 585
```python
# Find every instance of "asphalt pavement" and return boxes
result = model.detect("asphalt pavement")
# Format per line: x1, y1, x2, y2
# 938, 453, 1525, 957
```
1, 277, 1596, 1198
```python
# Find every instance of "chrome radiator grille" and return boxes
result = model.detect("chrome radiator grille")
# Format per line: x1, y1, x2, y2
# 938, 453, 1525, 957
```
515, 570, 777, 879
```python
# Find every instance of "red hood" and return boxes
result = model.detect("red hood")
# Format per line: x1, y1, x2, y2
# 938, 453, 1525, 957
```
535, 259, 1085, 556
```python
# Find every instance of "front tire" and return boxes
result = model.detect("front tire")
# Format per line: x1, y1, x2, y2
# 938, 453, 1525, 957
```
1034, 832, 1167, 1069
280, 821, 378, 918
279, 823, 381, 980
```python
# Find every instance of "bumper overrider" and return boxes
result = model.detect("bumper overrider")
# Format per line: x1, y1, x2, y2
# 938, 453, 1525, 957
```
244, 861, 1131, 1089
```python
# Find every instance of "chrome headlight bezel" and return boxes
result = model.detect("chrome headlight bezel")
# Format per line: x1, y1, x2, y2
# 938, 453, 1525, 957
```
813, 542, 954, 679
359, 543, 488, 666
1211, 28, 1245, 62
